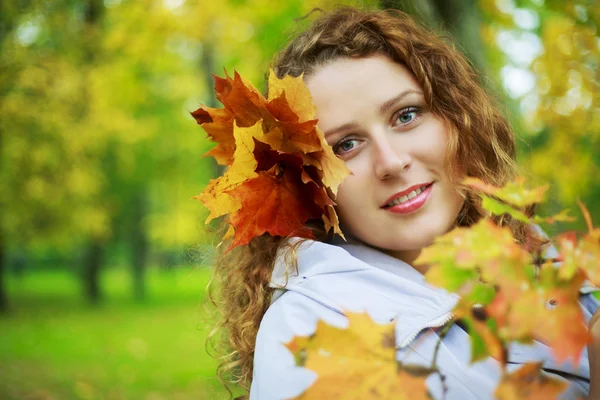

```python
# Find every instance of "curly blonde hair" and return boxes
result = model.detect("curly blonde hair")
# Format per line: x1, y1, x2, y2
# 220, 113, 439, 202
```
207, 7, 538, 397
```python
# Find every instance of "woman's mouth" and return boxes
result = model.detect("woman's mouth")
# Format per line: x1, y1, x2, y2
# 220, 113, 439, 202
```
383, 183, 433, 214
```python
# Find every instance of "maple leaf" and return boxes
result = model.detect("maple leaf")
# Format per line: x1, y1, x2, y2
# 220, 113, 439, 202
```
196, 121, 265, 223
487, 267, 590, 364
254, 117, 322, 154
226, 169, 321, 248
555, 202, 600, 284
481, 195, 530, 222
494, 362, 568, 400
556, 230, 600, 282
286, 313, 432, 400
192, 71, 268, 165
267, 69, 316, 123
219, 71, 269, 127
192, 106, 235, 165
419, 220, 533, 294
449, 298, 505, 364
557, 229, 600, 285
463, 176, 548, 208
308, 130, 349, 194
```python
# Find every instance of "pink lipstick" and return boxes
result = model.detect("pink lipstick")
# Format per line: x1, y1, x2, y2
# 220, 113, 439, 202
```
382, 183, 433, 214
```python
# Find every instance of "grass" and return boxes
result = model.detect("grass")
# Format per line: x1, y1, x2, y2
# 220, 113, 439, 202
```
0, 266, 240, 400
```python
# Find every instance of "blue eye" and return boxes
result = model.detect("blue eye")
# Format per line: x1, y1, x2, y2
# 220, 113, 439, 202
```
394, 107, 420, 126
333, 138, 359, 155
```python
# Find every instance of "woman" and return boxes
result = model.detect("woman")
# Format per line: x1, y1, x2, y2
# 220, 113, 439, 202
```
207, 7, 600, 399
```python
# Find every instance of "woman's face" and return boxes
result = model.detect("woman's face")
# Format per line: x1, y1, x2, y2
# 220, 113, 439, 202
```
306, 54, 465, 266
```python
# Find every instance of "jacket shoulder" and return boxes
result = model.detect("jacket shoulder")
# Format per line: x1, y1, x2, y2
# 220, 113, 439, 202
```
250, 290, 347, 400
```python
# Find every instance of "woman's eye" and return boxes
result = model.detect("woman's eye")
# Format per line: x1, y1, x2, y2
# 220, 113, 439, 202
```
393, 107, 420, 126
333, 138, 359, 156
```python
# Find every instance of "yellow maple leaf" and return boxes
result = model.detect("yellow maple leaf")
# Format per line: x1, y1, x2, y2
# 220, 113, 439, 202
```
196, 121, 261, 223
286, 312, 432, 400
268, 69, 316, 123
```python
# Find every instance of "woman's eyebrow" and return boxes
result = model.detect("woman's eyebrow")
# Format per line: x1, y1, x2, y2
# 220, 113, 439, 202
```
324, 122, 360, 139
379, 90, 423, 114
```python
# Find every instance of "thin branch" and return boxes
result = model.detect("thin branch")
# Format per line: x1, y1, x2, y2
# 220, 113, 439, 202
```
431, 322, 454, 400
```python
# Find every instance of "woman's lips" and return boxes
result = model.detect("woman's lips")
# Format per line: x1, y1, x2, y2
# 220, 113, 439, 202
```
384, 183, 433, 214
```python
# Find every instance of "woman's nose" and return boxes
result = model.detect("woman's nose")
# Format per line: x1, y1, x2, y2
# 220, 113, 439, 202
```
373, 138, 412, 180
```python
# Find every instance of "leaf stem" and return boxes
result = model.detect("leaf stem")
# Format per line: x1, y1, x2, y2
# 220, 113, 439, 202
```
431, 321, 454, 400
431, 321, 453, 368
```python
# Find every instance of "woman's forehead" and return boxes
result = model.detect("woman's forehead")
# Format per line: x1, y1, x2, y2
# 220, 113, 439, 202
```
305, 55, 423, 129
306, 54, 420, 90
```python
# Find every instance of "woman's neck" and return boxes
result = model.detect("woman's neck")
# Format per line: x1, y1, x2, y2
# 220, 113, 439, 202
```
335, 233, 430, 275
385, 248, 430, 274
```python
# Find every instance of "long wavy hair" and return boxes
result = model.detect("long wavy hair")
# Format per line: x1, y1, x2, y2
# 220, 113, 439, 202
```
207, 7, 539, 397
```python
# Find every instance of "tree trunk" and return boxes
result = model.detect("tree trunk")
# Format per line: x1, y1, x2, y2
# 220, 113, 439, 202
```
429, 0, 486, 73
83, 241, 103, 304
379, 0, 440, 28
80, 0, 105, 304
201, 40, 224, 179
379, 0, 486, 74
0, 0, 27, 315
131, 190, 148, 301
0, 231, 8, 313
202, 42, 217, 108
0, 75, 6, 312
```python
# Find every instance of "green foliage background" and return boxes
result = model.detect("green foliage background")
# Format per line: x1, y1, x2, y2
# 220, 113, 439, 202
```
0, 0, 597, 399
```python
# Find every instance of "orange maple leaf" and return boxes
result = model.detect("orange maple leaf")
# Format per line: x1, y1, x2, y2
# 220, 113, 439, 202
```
286, 313, 432, 400
494, 362, 569, 400
192, 106, 235, 165
192, 71, 267, 165
487, 267, 590, 364
556, 202, 600, 285
226, 169, 321, 248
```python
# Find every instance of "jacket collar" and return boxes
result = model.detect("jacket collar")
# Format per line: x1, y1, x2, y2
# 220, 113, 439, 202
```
270, 239, 459, 348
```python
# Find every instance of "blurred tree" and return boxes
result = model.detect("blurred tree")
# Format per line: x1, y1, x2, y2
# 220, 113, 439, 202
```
0, 0, 111, 309
379, 0, 487, 73
0, 0, 215, 305
81, 0, 106, 304
479, 0, 600, 231
0, 0, 22, 312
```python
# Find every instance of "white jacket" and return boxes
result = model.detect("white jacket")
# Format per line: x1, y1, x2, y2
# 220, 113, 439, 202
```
250, 239, 599, 399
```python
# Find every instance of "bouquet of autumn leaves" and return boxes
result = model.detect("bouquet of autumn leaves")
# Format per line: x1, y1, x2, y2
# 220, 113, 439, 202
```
192, 70, 349, 249
193, 70, 600, 399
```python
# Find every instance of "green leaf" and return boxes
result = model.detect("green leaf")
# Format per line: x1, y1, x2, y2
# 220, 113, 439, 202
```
481, 195, 530, 222
425, 260, 478, 292
464, 283, 496, 306
464, 318, 489, 363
